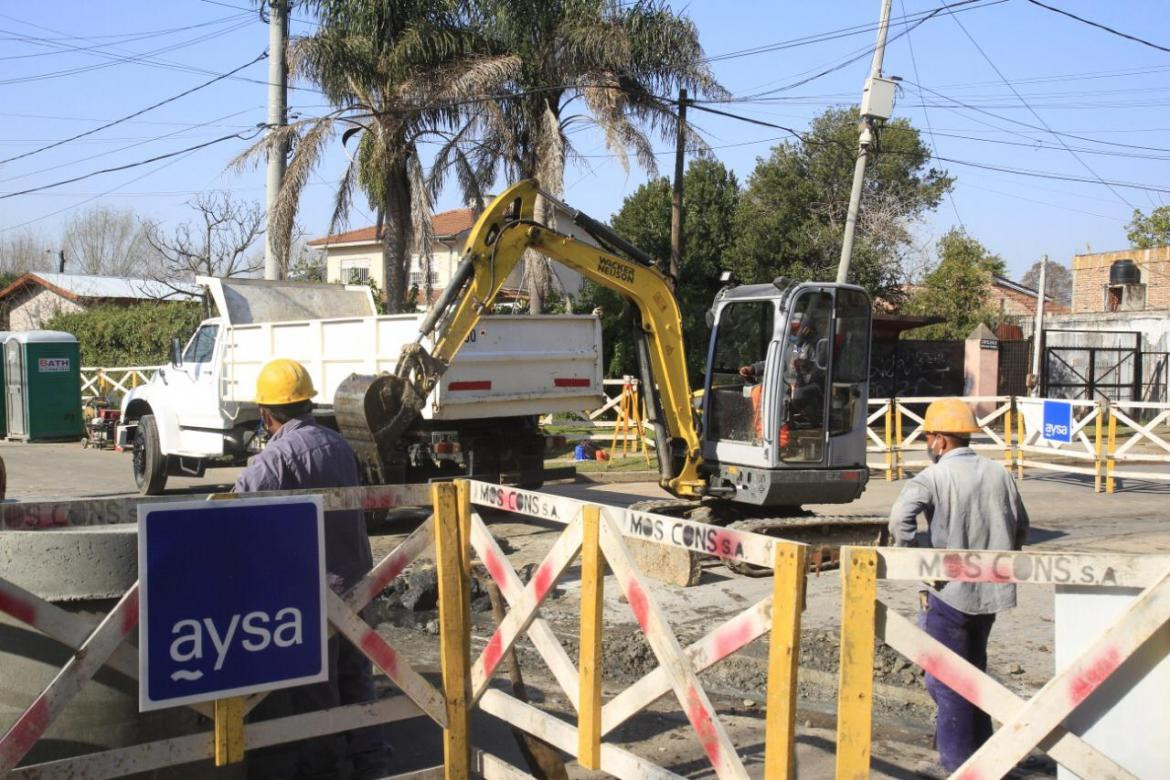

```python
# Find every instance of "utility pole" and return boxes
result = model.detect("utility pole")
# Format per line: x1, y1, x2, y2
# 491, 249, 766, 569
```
1030, 255, 1048, 396
836, 0, 896, 285
264, 0, 289, 280
668, 89, 688, 288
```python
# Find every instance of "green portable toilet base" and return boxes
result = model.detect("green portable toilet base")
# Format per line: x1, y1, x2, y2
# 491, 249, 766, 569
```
5, 331, 83, 442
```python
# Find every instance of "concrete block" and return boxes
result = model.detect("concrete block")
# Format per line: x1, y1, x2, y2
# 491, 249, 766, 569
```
0, 525, 137, 602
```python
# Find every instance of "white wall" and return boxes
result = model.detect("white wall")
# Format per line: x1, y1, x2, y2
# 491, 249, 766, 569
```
8, 288, 84, 331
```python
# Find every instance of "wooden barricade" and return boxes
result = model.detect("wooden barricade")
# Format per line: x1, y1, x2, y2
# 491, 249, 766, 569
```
1102, 400, 1170, 493
865, 398, 895, 481
1013, 397, 1105, 490
80, 366, 158, 402
835, 545, 1170, 779
0, 483, 515, 780
464, 480, 808, 779
892, 395, 1013, 476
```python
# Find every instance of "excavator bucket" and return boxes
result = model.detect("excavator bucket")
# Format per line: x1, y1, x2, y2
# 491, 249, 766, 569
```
333, 373, 425, 478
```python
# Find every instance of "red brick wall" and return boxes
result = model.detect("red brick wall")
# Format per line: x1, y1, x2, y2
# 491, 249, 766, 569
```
988, 282, 1041, 315
1072, 246, 1170, 313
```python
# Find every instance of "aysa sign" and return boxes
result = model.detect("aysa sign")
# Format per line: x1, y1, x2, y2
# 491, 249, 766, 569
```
1042, 399, 1073, 444
138, 496, 327, 711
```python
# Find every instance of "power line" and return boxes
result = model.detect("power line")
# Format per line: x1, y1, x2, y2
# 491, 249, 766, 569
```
0, 16, 256, 86
0, 149, 201, 234
0, 53, 266, 165
0, 107, 263, 185
0, 129, 263, 200
1024, 0, 1170, 54
900, 0, 965, 229
934, 0, 1137, 210
902, 80, 1170, 153
0, 12, 321, 94
703, 0, 1000, 64
0, 13, 251, 61
734, 0, 1008, 100
687, 101, 1170, 196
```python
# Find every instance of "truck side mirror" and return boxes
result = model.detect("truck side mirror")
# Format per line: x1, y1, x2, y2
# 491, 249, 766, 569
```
171, 337, 183, 367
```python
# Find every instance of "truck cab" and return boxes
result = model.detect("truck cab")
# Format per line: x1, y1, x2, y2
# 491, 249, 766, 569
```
700, 279, 871, 505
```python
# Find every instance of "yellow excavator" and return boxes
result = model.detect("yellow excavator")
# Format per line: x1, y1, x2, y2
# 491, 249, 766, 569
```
335, 179, 886, 584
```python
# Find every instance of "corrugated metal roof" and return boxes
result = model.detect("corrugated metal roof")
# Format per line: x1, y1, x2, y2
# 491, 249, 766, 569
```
6, 273, 200, 301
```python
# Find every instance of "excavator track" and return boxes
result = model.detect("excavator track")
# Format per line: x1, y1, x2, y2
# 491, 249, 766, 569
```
625, 499, 888, 585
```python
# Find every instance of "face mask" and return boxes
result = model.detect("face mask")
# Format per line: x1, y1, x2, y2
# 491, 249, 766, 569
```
927, 438, 942, 464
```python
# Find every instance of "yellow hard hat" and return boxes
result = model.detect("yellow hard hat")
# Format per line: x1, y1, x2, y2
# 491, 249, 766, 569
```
255, 358, 317, 406
923, 398, 980, 434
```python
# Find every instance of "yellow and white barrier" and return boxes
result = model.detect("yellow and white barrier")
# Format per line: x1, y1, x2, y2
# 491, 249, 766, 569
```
1014, 397, 1106, 490
1103, 400, 1170, 492
835, 545, 1170, 779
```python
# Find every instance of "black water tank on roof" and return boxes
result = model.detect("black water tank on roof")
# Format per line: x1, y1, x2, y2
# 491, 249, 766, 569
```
1109, 258, 1141, 285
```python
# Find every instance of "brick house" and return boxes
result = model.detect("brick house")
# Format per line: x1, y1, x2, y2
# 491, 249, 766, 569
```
309, 206, 585, 307
1071, 246, 1170, 313
987, 274, 1065, 315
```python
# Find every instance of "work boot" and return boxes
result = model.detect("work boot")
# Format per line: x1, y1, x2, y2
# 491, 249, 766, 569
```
914, 759, 951, 779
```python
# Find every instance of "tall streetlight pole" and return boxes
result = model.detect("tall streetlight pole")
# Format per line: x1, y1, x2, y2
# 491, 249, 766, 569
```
836, 0, 896, 284
264, 0, 289, 280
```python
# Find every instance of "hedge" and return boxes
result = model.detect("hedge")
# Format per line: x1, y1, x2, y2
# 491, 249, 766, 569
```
45, 302, 205, 366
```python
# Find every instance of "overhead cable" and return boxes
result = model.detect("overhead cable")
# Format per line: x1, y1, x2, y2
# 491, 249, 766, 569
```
1024, 0, 1170, 54
0, 53, 266, 165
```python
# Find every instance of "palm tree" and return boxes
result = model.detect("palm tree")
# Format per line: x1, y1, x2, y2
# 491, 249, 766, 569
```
241, 0, 518, 311
437, 0, 726, 312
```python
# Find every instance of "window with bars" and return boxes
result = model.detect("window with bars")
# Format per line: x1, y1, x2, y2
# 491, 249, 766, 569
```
341, 262, 369, 284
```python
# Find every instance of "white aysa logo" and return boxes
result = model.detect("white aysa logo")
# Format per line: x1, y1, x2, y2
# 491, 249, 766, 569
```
169, 608, 303, 681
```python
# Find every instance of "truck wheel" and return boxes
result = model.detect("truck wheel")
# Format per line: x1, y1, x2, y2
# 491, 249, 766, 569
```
133, 415, 168, 495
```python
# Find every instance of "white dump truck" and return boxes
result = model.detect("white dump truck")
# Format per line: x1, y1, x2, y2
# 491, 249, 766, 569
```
117, 276, 604, 494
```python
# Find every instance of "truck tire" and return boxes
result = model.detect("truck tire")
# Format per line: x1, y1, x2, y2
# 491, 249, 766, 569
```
133, 415, 168, 495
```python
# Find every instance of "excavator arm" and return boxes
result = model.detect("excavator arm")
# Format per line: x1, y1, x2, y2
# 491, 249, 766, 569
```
336, 180, 706, 498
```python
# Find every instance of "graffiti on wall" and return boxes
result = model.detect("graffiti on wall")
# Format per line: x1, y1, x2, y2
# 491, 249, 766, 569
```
869, 340, 965, 398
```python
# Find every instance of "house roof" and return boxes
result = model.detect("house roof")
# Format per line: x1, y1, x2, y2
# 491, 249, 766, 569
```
0, 272, 200, 303
308, 207, 477, 248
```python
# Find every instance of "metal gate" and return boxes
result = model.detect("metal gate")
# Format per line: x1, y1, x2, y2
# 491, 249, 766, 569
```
997, 339, 1031, 397
1041, 329, 1142, 402
1143, 352, 1170, 403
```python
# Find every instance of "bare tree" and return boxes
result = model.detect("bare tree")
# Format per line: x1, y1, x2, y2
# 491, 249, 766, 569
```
1020, 260, 1072, 306
0, 228, 54, 278
62, 205, 159, 276
144, 192, 265, 282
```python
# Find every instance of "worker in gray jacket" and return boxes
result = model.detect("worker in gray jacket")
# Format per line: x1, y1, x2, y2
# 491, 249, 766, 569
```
887, 398, 1029, 779
234, 358, 387, 779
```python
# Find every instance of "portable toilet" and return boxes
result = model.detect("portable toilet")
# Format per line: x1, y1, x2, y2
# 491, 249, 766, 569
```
5, 331, 83, 442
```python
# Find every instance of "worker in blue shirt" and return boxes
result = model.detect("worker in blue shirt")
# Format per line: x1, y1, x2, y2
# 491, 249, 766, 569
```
888, 398, 1029, 778
234, 358, 388, 779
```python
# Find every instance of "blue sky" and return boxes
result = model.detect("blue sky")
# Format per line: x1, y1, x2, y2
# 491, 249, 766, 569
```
1, 0, 1167, 279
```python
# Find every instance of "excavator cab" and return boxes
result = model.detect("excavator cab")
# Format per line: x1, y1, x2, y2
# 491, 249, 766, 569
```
701, 280, 871, 507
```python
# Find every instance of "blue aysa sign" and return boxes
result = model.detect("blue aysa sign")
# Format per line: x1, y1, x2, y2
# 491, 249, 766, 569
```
138, 496, 327, 711
1041, 399, 1074, 444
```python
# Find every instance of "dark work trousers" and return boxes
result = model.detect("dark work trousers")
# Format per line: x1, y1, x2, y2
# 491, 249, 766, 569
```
247, 638, 346, 779
245, 632, 388, 779
338, 613, 391, 780
923, 593, 996, 771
